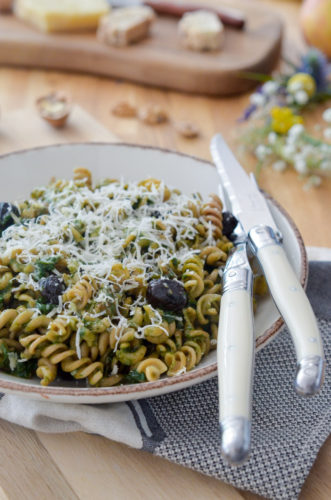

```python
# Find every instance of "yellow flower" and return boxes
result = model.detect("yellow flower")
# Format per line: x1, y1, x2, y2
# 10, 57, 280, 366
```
270, 107, 304, 134
287, 73, 316, 97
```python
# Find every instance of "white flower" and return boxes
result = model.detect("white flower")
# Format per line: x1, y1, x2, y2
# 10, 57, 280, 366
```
268, 132, 277, 145
288, 80, 302, 93
272, 160, 287, 172
262, 81, 279, 96
323, 127, 331, 140
288, 123, 304, 139
322, 108, 331, 123
255, 144, 270, 160
250, 93, 266, 107
282, 144, 296, 159
311, 176, 322, 187
304, 176, 322, 190
320, 159, 331, 171
294, 90, 309, 105
294, 156, 308, 174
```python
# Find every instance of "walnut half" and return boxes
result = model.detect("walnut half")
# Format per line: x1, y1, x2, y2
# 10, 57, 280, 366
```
139, 105, 169, 125
112, 101, 137, 118
175, 121, 200, 138
36, 92, 71, 128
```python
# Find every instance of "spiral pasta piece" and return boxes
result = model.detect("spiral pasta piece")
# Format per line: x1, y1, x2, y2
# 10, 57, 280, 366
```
164, 336, 204, 375
46, 316, 74, 343
63, 277, 94, 310
143, 320, 175, 344
136, 358, 167, 381
201, 194, 223, 239
138, 178, 171, 201
186, 329, 211, 357
196, 293, 221, 325
200, 246, 227, 265
36, 358, 57, 386
99, 374, 124, 387
61, 356, 103, 385
182, 255, 204, 299
203, 268, 222, 294
0, 266, 12, 291
73, 167, 92, 187
42, 342, 76, 364
19, 333, 49, 358
0, 309, 50, 338
164, 351, 186, 376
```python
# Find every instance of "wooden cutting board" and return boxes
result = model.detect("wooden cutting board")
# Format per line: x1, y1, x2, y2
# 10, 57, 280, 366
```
0, 2, 282, 96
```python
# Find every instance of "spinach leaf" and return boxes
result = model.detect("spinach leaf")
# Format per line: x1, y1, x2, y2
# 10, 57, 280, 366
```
14, 359, 38, 379
132, 197, 142, 210
34, 256, 60, 279
125, 370, 146, 384
0, 343, 37, 379
161, 310, 183, 327
36, 298, 56, 314
170, 257, 179, 269
0, 343, 9, 371
103, 353, 115, 377
0, 284, 12, 307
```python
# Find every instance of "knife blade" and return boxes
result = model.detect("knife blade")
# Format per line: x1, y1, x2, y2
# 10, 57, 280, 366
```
211, 133, 325, 397
108, 0, 246, 29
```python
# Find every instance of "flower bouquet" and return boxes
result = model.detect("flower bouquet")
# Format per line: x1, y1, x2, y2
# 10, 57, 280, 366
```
239, 49, 331, 188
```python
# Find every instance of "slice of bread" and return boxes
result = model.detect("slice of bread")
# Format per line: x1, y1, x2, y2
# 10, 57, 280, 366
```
97, 6, 155, 47
178, 10, 224, 52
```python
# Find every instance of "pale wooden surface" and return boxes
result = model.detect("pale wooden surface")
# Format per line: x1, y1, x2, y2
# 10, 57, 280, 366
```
0, 0, 330, 499
0, 0, 282, 95
0, 106, 118, 151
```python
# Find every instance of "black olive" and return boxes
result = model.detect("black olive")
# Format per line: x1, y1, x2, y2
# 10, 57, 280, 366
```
147, 279, 187, 312
222, 211, 238, 238
40, 275, 65, 305
150, 210, 161, 218
0, 202, 20, 232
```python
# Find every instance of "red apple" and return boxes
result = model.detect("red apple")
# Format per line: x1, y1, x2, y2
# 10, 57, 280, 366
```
300, 0, 331, 58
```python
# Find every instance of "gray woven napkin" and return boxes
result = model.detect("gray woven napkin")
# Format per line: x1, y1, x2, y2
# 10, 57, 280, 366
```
0, 254, 330, 500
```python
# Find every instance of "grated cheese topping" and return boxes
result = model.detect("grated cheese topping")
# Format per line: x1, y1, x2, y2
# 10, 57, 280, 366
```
1, 176, 216, 350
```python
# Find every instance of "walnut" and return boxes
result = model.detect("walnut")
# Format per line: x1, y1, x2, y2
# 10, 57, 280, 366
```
112, 101, 137, 118
175, 121, 200, 138
36, 92, 71, 128
139, 105, 168, 125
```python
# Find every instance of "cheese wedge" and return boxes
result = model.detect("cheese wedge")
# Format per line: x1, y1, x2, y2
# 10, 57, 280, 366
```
14, 0, 110, 33
178, 10, 224, 52
98, 6, 155, 47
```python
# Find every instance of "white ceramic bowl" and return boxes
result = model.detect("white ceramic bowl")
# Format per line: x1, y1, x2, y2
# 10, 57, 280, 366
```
0, 143, 307, 403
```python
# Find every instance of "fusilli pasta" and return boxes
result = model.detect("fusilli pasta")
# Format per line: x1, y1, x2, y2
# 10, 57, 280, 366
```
0, 169, 242, 386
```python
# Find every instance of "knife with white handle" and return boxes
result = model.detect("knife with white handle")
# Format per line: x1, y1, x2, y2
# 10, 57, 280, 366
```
211, 134, 325, 400
218, 242, 254, 464
248, 225, 324, 395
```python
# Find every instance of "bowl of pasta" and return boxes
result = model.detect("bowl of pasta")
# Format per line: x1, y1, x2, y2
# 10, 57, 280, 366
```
0, 143, 307, 403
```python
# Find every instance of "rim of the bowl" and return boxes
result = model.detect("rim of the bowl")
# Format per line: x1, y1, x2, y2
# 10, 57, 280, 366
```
0, 142, 308, 398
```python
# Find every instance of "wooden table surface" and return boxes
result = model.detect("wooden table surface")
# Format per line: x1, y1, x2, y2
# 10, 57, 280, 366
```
0, 1, 330, 499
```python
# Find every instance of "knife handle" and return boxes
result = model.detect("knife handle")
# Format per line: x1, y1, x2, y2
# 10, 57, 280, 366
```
249, 226, 325, 396
218, 250, 254, 464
